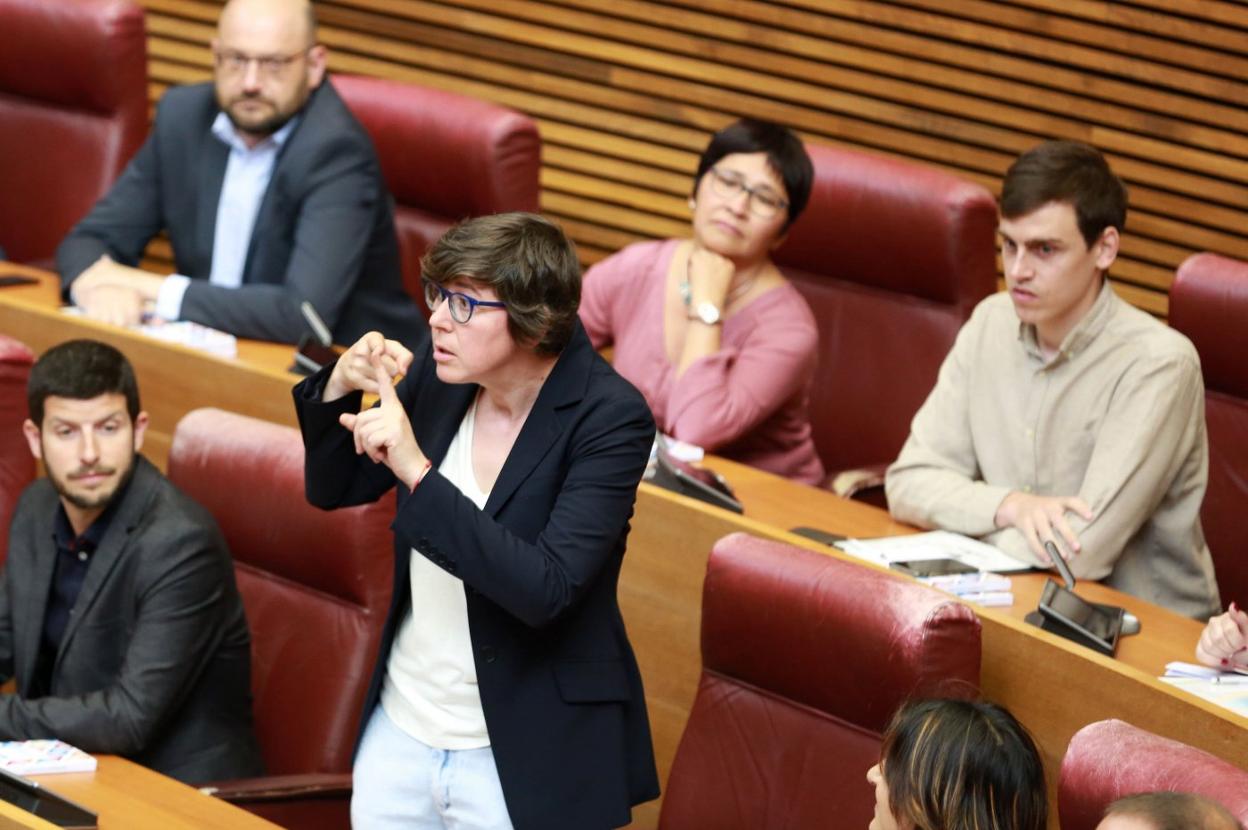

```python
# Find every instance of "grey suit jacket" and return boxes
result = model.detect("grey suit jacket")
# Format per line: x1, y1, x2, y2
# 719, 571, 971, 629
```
57, 81, 427, 349
0, 457, 263, 783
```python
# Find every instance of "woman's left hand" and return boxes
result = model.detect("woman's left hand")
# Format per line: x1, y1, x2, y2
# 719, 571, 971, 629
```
339, 356, 429, 487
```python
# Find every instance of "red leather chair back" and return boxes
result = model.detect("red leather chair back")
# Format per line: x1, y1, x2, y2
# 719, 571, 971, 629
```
776, 143, 998, 475
0, 336, 36, 566
1059, 719, 1248, 829
169, 409, 394, 776
0, 0, 147, 266
331, 75, 541, 307
659, 533, 981, 830
1170, 253, 1248, 608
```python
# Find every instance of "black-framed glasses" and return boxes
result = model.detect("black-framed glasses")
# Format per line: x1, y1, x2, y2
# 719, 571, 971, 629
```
214, 47, 311, 78
423, 280, 506, 324
707, 167, 789, 219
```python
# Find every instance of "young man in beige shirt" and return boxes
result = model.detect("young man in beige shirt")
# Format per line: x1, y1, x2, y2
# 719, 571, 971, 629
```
886, 140, 1220, 619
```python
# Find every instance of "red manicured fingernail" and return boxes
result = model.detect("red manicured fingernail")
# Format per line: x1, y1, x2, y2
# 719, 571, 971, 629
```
1231, 601, 1239, 613
1222, 659, 1230, 666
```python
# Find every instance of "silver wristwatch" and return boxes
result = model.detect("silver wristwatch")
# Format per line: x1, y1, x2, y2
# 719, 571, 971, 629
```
689, 301, 722, 325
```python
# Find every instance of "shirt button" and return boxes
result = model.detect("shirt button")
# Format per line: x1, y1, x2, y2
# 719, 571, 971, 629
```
77, 552, 88, 562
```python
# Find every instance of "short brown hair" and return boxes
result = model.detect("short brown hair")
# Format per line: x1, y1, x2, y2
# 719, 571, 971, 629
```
1000, 140, 1127, 248
881, 699, 1047, 830
1105, 792, 1243, 830
420, 212, 582, 355
28, 340, 141, 427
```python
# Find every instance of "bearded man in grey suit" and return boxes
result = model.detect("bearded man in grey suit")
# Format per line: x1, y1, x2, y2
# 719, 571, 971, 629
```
57, 0, 425, 349
2, 339, 262, 783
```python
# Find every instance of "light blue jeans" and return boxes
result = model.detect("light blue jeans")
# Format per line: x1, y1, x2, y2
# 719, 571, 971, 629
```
351, 705, 515, 830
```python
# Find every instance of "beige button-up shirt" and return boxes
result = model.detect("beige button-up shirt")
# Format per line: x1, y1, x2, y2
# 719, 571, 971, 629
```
886, 283, 1220, 619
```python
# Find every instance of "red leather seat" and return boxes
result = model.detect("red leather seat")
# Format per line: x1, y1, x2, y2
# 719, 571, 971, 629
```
1059, 719, 1248, 829
0, 0, 147, 267
168, 409, 395, 830
776, 144, 998, 490
1169, 252, 1248, 608
658, 533, 982, 830
331, 74, 541, 306
0, 336, 36, 566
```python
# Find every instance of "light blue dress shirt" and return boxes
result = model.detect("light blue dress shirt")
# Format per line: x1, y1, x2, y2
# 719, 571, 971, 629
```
155, 112, 299, 321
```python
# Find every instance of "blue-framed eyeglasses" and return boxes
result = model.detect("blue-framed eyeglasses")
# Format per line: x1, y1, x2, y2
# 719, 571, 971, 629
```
423, 279, 507, 324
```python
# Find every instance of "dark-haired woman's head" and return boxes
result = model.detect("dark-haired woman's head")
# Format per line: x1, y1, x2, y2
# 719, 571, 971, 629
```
867, 698, 1047, 830
688, 119, 813, 264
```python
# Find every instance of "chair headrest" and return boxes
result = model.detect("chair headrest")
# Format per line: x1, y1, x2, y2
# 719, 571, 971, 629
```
1170, 252, 1248, 399
0, 0, 147, 113
776, 142, 998, 308
703, 533, 981, 733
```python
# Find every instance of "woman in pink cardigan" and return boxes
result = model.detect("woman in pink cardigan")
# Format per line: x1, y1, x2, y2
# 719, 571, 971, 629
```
579, 119, 825, 485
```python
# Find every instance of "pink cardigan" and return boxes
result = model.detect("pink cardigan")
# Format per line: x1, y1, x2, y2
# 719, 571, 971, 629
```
580, 239, 825, 486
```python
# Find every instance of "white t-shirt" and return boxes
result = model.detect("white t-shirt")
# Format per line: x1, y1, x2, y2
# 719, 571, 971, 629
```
380, 396, 491, 749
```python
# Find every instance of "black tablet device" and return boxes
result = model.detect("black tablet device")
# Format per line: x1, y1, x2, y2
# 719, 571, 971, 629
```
648, 442, 743, 514
1037, 578, 1124, 657
0, 768, 97, 829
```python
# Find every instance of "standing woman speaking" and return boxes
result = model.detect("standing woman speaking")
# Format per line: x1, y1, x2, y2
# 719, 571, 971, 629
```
294, 213, 659, 829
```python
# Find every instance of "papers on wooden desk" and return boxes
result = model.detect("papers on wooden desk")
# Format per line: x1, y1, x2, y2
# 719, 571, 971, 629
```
835, 530, 1035, 574
1161, 662, 1248, 717
62, 307, 237, 359
0, 740, 97, 775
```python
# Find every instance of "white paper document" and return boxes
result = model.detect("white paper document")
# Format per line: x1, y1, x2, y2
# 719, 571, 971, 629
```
835, 530, 1035, 574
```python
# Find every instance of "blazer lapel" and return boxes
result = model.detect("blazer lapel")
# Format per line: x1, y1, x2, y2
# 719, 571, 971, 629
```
483, 325, 594, 517
196, 139, 229, 276
54, 459, 156, 668
16, 504, 58, 692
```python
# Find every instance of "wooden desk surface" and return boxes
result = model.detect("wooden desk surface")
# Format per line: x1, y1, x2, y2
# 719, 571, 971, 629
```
4, 262, 1243, 829
25, 756, 280, 830
0, 264, 298, 469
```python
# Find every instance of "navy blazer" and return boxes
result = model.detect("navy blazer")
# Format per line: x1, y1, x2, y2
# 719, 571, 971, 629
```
57, 81, 425, 348
295, 323, 660, 829
0, 458, 263, 783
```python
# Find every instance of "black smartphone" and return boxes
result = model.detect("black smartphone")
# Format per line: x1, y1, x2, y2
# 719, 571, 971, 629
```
890, 558, 978, 578
290, 335, 339, 376
789, 526, 846, 546
0, 275, 38, 288
1044, 540, 1077, 589
1038, 579, 1124, 656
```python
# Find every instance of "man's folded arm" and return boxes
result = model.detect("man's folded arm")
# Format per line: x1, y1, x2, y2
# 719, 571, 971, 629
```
0, 527, 231, 754
56, 133, 166, 296
886, 323, 1013, 537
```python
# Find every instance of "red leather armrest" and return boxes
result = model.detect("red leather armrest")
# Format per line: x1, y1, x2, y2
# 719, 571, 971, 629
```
200, 773, 352, 803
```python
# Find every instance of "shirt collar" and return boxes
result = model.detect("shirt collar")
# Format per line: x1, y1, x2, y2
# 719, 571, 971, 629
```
1018, 279, 1116, 366
211, 110, 300, 154
50, 471, 134, 555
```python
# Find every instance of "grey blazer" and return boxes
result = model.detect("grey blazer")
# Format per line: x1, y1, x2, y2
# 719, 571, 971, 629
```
0, 457, 263, 783
57, 81, 426, 348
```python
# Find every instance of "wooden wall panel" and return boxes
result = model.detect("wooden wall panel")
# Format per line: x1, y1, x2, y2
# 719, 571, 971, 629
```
136, 0, 1248, 311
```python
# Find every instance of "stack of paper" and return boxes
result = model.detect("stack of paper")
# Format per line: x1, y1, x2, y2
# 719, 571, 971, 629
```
835, 531, 1034, 573
1160, 662, 1248, 718
918, 572, 1014, 607
0, 740, 97, 775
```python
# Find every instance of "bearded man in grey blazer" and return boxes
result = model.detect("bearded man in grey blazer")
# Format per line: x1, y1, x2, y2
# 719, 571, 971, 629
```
57, 0, 425, 349
2, 339, 262, 783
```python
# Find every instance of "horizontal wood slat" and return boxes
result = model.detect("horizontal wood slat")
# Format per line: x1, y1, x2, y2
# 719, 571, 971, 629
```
136, 0, 1248, 319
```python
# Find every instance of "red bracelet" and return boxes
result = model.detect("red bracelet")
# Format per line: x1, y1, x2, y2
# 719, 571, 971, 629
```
410, 460, 433, 491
